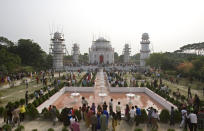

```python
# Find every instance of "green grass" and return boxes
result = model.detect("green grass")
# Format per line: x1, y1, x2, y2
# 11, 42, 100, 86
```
144, 75, 204, 101
0, 80, 45, 107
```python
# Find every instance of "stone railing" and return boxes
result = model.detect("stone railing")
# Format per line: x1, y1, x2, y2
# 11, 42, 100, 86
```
37, 87, 65, 113
108, 86, 177, 111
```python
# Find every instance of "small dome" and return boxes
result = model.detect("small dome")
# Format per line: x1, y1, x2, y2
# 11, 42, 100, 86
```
54, 32, 63, 39
142, 33, 149, 40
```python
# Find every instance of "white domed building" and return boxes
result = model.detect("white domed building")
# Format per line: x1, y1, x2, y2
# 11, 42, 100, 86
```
89, 37, 114, 64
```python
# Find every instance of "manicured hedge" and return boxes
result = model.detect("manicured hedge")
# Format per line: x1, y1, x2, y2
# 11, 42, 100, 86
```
159, 109, 170, 123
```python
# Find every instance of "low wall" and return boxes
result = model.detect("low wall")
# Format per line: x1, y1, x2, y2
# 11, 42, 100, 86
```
37, 87, 94, 113
109, 87, 145, 93
37, 87, 66, 113
64, 86, 94, 92
144, 88, 177, 111
108, 87, 177, 111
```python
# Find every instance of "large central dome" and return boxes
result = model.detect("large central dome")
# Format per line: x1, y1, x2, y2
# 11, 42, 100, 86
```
89, 37, 114, 64
94, 37, 109, 42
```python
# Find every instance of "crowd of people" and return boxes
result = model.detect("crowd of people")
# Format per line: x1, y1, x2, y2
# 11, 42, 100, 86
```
82, 72, 95, 87
107, 72, 127, 87
63, 97, 162, 131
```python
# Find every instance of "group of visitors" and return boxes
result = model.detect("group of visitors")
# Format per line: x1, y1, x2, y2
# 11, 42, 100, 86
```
3, 103, 26, 127
179, 106, 199, 131
107, 72, 127, 87
146, 107, 160, 130
65, 73, 77, 86
82, 72, 94, 87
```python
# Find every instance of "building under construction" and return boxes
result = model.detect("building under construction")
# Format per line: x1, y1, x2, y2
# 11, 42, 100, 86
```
123, 43, 131, 63
72, 43, 80, 64
50, 32, 66, 71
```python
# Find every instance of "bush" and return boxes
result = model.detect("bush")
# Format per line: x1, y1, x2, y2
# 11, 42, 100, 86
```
14, 101, 20, 108
159, 109, 170, 123
174, 110, 181, 123
19, 98, 25, 105
41, 108, 51, 119
48, 128, 55, 131
61, 126, 69, 131
0, 106, 4, 117
32, 129, 38, 131
2, 124, 12, 131
29, 93, 34, 99
74, 109, 81, 121
167, 129, 175, 131
140, 82, 145, 87
59, 108, 71, 126
26, 103, 39, 119
14, 125, 25, 131
181, 95, 186, 101
33, 99, 39, 107
135, 81, 139, 87
134, 128, 143, 131
140, 109, 148, 123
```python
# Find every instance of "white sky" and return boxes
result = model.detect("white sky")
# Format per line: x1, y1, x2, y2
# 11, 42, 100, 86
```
0, 0, 204, 55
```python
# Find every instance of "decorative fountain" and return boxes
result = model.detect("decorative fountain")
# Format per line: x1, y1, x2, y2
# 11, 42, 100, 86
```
71, 85, 80, 103
126, 87, 135, 104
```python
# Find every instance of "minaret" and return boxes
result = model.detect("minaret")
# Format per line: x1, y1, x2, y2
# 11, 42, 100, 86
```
140, 33, 150, 67
123, 44, 131, 63
72, 43, 80, 64
50, 32, 65, 71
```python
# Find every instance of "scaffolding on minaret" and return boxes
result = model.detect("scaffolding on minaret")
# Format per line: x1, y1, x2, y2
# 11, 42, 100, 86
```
49, 32, 66, 71
123, 44, 131, 63
72, 43, 80, 64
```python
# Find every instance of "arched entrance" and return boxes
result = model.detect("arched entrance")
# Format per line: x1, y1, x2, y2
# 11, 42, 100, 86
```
99, 55, 104, 64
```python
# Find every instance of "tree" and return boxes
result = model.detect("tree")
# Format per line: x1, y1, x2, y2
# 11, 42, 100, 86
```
0, 36, 14, 47
14, 39, 46, 69
176, 62, 193, 76
146, 53, 177, 70
79, 53, 88, 64
0, 48, 21, 73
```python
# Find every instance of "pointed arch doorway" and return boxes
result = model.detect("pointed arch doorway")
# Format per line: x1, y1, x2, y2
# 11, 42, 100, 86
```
99, 55, 104, 64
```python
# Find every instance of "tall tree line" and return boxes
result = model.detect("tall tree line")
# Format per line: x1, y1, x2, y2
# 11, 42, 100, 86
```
0, 36, 52, 74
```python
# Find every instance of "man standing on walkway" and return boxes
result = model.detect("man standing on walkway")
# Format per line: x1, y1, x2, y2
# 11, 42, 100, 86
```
187, 110, 197, 131
170, 106, 175, 126
100, 113, 107, 131
25, 91, 28, 105
135, 106, 141, 126
116, 102, 121, 125
188, 86, 192, 98
90, 112, 97, 131
109, 99, 113, 116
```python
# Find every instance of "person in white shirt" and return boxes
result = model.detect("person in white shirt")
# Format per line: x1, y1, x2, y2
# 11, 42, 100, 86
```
129, 106, 135, 124
152, 109, 159, 129
180, 108, 187, 128
187, 111, 197, 131
116, 102, 121, 124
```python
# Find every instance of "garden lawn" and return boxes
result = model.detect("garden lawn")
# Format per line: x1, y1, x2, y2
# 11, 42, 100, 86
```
0, 80, 45, 107
144, 76, 204, 101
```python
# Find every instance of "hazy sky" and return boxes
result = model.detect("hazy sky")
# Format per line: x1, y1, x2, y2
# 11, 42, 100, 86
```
0, 0, 204, 55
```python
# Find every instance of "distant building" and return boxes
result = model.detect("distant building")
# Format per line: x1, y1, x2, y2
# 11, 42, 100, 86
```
140, 33, 150, 67
123, 44, 131, 63
50, 32, 65, 71
89, 37, 114, 64
72, 43, 80, 64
